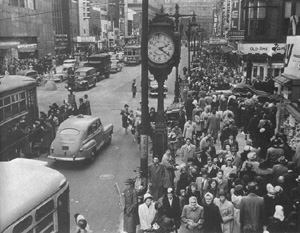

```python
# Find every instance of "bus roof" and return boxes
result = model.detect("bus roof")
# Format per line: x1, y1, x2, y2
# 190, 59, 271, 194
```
0, 158, 67, 232
75, 67, 96, 72
0, 75, 36, 95
89, 53, 110, 58
124, 45, 141, 49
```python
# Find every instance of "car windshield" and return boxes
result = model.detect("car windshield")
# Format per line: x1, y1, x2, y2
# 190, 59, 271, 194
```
59, 128, 80, 142
27, 72, 37, 77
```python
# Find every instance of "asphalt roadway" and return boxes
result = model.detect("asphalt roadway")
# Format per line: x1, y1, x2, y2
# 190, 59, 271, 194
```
36, 49, 187, 232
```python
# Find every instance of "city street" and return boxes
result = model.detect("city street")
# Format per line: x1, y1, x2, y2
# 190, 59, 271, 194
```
35, 47, 188, 233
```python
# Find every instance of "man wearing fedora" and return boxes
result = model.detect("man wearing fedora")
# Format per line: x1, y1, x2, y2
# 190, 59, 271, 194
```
123, 178, 138, 233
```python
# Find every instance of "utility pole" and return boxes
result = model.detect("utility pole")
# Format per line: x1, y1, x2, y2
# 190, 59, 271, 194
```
140, 0, 149, 183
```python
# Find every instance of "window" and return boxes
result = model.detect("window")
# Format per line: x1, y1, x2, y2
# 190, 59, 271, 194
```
13, 216, 33, 233
285, 1, 292, 18
35, 200, 55, 221
9, 0, 18, 6
20, 0, 25, 7
257, 1, 266, 19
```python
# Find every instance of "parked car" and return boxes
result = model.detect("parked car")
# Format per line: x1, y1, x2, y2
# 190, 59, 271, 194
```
63, 59, 78, 69
50, 73, 68, 83
16, 69, 41, 84
49, 115, 113, 162
149, 80, 168, 97
73, 67, 97, 91
110, 59, 123, 73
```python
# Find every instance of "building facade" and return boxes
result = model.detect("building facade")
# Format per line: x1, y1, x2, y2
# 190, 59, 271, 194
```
238, 0, 300, 81
0, 0, 54, 62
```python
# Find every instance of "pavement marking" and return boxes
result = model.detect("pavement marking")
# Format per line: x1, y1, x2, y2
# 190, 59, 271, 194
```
99, 174, 115, 180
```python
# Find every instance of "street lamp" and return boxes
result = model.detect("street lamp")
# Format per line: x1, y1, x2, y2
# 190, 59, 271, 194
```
169, 5, 196, 103
186, 12, 197, 75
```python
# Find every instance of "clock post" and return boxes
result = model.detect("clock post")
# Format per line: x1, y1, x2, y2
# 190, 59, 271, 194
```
148, 8, 180, 160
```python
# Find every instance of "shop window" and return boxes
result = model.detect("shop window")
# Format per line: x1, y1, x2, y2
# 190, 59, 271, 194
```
253, 66, 258, 77
19, 0, 25, 7
257, 1, 266, 19
260, 66, 264, 79
9, 0, 18, 6
296, 2, 300, 15
285, 1, 292, 18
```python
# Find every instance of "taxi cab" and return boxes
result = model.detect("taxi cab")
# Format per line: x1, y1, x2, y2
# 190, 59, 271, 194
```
49, 115, 113, 162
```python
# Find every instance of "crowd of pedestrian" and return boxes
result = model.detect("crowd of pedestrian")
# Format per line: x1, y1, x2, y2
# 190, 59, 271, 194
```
122, 49, 300, 233
1, 54, 71, 75
4, 90, 92, 160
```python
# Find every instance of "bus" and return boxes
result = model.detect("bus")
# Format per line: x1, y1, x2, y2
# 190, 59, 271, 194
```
0, 75, 39, 161
85, 53, 111, 80
0, 158, 70, 233
123, 45, 141, 65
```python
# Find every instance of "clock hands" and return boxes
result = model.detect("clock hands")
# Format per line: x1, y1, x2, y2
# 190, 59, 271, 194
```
158, 46, 170, 56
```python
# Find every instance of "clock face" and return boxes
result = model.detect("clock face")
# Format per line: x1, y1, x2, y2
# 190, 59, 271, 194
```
148, 32, 175, 64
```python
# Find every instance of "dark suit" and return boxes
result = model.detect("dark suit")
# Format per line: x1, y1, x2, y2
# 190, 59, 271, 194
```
240, 193, 266, 233
161, 195, 181, 228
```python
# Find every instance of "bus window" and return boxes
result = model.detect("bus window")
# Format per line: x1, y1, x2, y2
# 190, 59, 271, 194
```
35, 200, 54, 221
12, 216, 32, 233
57, 186, 70, 233
36, 215, 54, 233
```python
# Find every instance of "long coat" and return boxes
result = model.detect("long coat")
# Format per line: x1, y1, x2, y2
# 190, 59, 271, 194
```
181, 204, 204, 233
180, 144, 196, 164
123, 187, 138, 233
161, 153, 175, 189
214, 198, 234, 233
148, 163, 165, 200
203, 203, 223, 233
138, 202, 157, 230
240, 193, 265, 233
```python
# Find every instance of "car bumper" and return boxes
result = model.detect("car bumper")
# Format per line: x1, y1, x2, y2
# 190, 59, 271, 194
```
48, 155, 86, 161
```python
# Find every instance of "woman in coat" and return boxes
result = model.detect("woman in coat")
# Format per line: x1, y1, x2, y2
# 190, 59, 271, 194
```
203, 192, 223, 233
161, 149, 176, 189
214, 190, 234, 233
181, 196, 204, 233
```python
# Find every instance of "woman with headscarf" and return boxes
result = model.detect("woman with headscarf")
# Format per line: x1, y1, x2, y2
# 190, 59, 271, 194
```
203, 192, 223, 233
267, 205, 288, 233
181, 196, 204, 233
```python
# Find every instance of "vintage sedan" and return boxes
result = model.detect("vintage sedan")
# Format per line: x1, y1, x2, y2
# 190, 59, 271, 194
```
49, 115, 113, 162
50, 73, 68, 82
149, 80, 168, 97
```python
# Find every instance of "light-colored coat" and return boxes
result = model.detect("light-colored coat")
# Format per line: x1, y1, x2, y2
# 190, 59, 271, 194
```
138, 202, 157, 230
214, 198, 234, 233
180, 144, 196, 163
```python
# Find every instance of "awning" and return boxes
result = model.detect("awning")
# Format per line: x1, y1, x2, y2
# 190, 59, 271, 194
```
286, 104, 300, 122
0, 41, 20, 49
18, 44, 37, 53
274, 75, 291, 85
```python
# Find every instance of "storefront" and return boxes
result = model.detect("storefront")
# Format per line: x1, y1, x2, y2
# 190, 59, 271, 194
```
17, 43, 38, 59
275, 36, 300, 149
55, 34, 69, 55
73, 36, 96, 54
238, 43, 285, 82
0, 41, 19, 74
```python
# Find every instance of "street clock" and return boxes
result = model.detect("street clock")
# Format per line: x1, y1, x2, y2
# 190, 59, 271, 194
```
148, 11, 180, 79
148, 32, 175, 64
